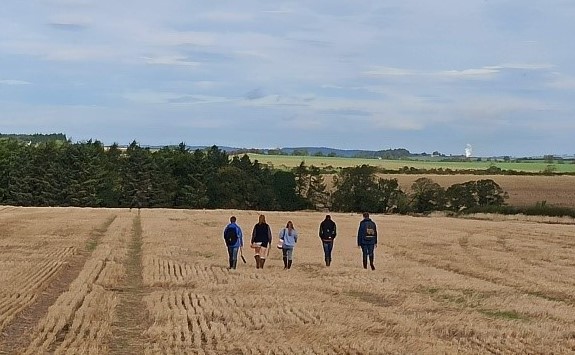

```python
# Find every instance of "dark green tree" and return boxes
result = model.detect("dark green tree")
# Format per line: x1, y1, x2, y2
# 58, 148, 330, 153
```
410, 177, 445, 213
331, 165, 380, 212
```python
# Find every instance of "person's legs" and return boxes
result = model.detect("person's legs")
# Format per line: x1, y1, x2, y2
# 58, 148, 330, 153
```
259, 246, 268, 268
254, 247, 261, 269
227, 246, 234, 269
286, 248, 293, 269
231, 247, 239, 269
367, 244, 375, 270
323, 242, 333, 266
360, 245, 368, 269
282, 248, 288, 269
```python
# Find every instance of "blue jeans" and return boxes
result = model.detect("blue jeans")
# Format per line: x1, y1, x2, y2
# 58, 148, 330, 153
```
360, 244, 375, 267
282, 247, 294, 260
322, 242, 334, 261
227, 246, 239, 269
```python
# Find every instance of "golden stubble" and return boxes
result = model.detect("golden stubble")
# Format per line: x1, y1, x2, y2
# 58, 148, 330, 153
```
1, 207, 574, 354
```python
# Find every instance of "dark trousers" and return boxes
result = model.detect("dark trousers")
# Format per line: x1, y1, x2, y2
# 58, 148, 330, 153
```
360, 244, 375, 268
322, 242, 334, 265
227, 246, 239, 269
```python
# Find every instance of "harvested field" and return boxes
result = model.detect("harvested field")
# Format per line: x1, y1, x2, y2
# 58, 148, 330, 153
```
1, 207, 575, 354
322, 174, 575, 208
386, 174, 575, 208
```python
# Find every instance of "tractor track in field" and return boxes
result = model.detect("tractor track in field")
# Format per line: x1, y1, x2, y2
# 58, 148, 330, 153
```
109, 213, 147, 354
0, 215, 117, 355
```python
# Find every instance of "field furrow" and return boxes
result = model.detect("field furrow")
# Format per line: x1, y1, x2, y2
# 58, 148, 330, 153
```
2, 207, 575, 353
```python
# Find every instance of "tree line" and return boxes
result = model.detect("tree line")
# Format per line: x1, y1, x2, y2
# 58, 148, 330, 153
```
0, 140, 508, 213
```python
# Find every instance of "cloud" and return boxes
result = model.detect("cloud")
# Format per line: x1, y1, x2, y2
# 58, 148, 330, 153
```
0, 79, 31, 85
47, 14, 91, 30
362, 66, 414, 77
122, 91, 237, 106
143, 55, 201, 67
197, 11, 254, 22
244, 88, 266, 100
436, 68, 499, 79
1, 0, 573, 155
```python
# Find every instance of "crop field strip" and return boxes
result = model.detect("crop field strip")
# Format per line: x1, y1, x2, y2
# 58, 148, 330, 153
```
0, 208, 118, 354
18, 212, 130, 354
1, 208, 575, 353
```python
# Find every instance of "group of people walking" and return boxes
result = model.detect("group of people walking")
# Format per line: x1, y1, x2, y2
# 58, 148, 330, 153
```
223, 213, 378, 271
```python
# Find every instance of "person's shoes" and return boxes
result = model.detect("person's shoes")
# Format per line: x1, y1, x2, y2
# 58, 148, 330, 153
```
370, 264, 375, 271
260, 259, 266, 268
283, 257, 288, 269
327, 259, 331, 267
287, 260, 292, 269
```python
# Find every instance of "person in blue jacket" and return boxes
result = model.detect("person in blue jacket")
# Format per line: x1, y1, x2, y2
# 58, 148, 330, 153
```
357, 212, 377, 270
223, 216, 243, 269
279, 221, 298, 269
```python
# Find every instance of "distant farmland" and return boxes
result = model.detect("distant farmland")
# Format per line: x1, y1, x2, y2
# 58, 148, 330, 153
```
244, 153, 575, 173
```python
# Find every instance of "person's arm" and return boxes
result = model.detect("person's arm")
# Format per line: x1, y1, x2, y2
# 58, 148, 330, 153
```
357, 222, 363, 246
267, 225, 272, 243
374, 223, 378, 245
251, 226, 256, 244
238, 226, 243, 247
332, 223, 337, 239
294, 230, 298, 243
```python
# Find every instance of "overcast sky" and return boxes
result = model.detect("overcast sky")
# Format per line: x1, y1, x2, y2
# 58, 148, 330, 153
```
1, 0, 574, 156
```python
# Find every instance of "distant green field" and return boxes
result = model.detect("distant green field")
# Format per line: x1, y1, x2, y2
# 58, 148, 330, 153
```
242, 154, 575, 173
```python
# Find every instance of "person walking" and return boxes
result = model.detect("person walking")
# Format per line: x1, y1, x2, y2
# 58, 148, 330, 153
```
357, 212, 377, 270
279, 221, 298, 269
319, 215, 337, 266
223, 216, 243, 269
251, 214, 272, 269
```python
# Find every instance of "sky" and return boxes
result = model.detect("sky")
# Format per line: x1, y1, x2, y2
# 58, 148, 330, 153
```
1, 0, 574, 157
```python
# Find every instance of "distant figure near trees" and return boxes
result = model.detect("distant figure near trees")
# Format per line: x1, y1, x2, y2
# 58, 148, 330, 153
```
357, 212, 378, 270
319, 215, 337, 266
251, 214, 272, 269
223, 216, 243, 270
279, 221, 298, 269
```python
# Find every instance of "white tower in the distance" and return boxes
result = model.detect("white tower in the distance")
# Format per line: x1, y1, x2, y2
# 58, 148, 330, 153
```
465, 144, 473, 158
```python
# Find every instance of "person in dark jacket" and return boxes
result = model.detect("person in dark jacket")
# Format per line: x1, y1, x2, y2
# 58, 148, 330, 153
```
357, 212, 377, 270
251, 214, 272, 269
223, 216, 243, 269
319, 215, 337, 266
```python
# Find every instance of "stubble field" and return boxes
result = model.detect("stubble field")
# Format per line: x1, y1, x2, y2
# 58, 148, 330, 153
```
1, 207, 574, 354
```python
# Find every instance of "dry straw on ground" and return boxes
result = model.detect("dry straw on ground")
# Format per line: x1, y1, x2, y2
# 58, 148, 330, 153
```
1, 207, 574, 354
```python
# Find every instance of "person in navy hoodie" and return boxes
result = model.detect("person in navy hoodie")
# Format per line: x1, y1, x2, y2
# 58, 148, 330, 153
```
319, 215, 337, 266
223, 216, 243, 269
357, 212, 377, 270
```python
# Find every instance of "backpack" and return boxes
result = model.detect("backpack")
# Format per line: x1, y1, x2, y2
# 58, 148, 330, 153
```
224, 226, 238, 246
364, 221, 376, 239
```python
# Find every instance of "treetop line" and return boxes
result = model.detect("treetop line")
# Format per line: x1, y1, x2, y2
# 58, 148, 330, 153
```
0, 139, 513, 215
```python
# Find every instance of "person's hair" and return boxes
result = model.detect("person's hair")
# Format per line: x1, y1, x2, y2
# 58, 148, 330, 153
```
230, 216, 236, 223
258, 214, 266, 224
325, 215, 331, 220
286, 221, 294, 229
362, 212, 369, 218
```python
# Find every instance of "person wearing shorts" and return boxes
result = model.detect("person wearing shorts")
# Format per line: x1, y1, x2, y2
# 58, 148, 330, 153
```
251, 214, 272, 269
